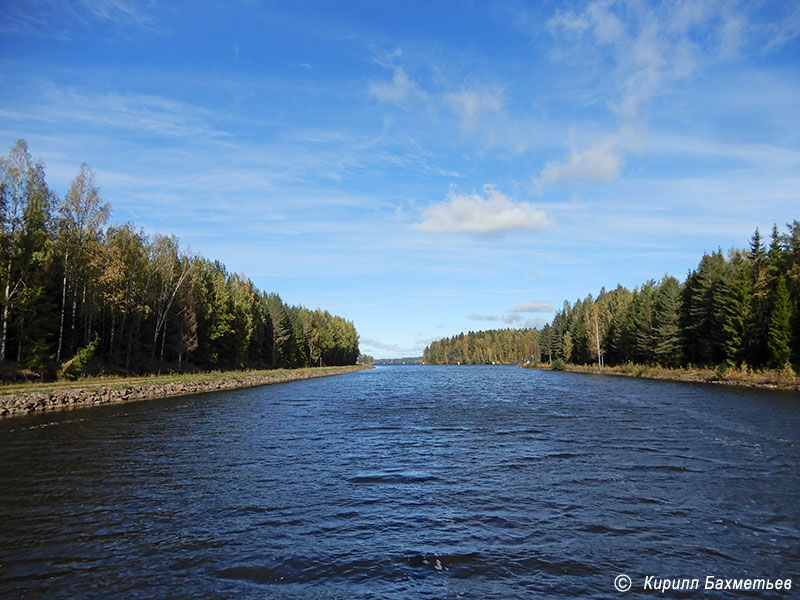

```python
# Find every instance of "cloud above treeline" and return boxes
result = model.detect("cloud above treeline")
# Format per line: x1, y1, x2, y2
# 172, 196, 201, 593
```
416, 185, 552, 235
507, 300, 553, 313
468, 298, 554, 326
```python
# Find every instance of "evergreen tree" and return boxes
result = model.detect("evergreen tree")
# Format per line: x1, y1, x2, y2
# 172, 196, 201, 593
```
652, 276, 683, 367
682, 252, 730, 366
747, 228, 770, 366
767, 276, 792, 368
722, 253, 751, 366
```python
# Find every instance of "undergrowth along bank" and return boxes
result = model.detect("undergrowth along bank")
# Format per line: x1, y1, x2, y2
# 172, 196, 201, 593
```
523, 362, 800, 392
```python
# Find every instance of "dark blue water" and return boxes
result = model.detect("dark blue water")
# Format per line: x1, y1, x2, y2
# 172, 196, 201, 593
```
0, 365, 798, 599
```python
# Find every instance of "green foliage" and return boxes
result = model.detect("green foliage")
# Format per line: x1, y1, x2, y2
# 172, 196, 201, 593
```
425, 222, 800, 373
58, 335, 99, 380
423, 328, 541, 365
0, 140, 361, 378
357, 353, 374, 365
551, 358, 566, 371
652, 276, 683, 367
767, 276, 792, 368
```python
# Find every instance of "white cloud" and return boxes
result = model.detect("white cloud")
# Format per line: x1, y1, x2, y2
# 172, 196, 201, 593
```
368, 67, 424, 106
538, 143, 622, 186
417, 185, 552, 235
442, 88, 503, 133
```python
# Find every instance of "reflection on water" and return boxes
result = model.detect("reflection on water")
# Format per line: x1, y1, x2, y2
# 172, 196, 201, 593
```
1, 365, 798, 598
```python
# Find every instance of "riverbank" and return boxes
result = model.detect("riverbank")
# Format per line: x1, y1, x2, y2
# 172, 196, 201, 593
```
523, 362, 800, 392
0, 365, 371, 417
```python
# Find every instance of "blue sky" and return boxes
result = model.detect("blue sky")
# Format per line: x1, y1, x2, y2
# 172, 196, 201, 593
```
1, 1, 798, 358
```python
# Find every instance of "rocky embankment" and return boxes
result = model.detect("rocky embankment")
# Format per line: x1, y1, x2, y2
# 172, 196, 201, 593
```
0, 366, 369, 417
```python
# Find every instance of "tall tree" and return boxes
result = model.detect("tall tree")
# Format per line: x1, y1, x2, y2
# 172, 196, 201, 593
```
682, 252, 730, 366
746, 228, 770, 366
56, 164, 110, 363
0, 140, 54, 364
722, 252, 751, 366
652, 276, 683, 367
767, 276, 792, 368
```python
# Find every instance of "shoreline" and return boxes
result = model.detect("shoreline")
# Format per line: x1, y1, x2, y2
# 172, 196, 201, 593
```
0, 365, 372, 418
522, 363, 800, 393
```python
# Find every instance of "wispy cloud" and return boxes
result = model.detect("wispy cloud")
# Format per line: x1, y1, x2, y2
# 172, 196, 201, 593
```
22, 85, 226, 141
417, 185, 552, 236
442, 88, 503, 133
360, 337, 423, 357
762, 3, 800, 52
508, 300, 554, 313
468, 298, 554, 326
468, 314, 503, 322
368, 67, 425, 106
537, 142, 623, 187
535, 1, 792, 194
467, 313, 550, 328
0, 0, 161, 39
547, 1, 701, 123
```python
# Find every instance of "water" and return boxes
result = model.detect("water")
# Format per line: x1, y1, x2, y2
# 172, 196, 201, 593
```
0, 365, 798, 599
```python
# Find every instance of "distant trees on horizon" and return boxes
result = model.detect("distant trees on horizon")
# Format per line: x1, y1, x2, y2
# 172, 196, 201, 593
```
425, 221, 800, 371
0, 139, 359, 379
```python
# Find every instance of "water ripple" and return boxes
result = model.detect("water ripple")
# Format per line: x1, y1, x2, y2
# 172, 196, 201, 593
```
1, 365, 798, 599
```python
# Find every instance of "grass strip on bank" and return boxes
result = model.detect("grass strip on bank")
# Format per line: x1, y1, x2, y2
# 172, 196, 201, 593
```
0, 365, 371, 417
523, 362, 800, 392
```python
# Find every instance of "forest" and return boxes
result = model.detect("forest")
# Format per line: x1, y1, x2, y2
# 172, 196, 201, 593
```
424, 221, 800, 371
0, 140, 360, 379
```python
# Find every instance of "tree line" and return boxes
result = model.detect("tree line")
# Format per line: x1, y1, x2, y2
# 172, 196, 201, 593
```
0, 140, 359, 378
424, 329, 541, 365
424, 221, 799, 371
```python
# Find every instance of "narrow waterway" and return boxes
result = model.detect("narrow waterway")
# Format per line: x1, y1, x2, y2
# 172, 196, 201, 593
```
1, 365, 797, 598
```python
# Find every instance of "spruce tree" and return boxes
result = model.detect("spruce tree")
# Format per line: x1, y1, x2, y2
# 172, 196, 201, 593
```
767, 276, 792, 368
722, 254, 751, 366
747, 228, 770, 366
653, 276, 683, 367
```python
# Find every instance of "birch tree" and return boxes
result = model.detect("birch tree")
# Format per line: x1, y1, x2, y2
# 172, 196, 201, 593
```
56, 164, 109, 363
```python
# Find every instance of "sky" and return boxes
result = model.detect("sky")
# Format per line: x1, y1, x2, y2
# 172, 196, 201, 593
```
1, 1, 798, 358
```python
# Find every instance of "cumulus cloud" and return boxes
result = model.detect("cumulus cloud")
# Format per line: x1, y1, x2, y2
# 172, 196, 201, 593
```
368, 67, 424, 106
537, 143, 623, 187
417, 185, 552, 235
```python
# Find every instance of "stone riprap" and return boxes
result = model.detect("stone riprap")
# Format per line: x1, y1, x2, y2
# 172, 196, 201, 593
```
0, 366, 368, 417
